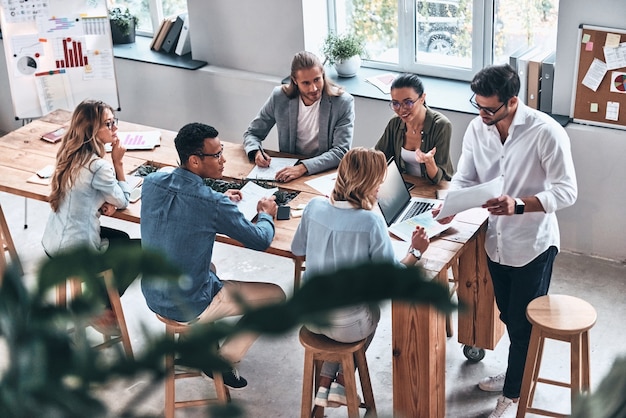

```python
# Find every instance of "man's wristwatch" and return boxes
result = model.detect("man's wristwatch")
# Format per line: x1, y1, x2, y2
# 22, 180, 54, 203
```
408, 247, 422, 260
514, 198, 525, 215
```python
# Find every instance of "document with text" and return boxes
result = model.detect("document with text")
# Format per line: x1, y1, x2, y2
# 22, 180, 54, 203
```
435, 177, 503, 220
236, 181, 278, 221
246, 158, 299, 181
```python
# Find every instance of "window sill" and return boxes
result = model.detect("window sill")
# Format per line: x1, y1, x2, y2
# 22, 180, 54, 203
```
113, 35, 207, 70
324, 66, 478, 115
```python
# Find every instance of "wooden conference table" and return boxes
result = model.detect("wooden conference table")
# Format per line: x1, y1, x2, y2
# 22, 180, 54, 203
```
0, 110, 503, 418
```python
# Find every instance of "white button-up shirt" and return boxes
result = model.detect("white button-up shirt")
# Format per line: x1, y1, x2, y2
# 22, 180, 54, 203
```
451, 102, 577, 266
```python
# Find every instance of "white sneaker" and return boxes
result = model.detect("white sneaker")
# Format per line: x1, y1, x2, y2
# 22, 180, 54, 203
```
488, 395, 518, 418
478, 372, 506, 392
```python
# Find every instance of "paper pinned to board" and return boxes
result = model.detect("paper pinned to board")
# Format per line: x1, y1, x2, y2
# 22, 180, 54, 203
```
435, 176, 503, 220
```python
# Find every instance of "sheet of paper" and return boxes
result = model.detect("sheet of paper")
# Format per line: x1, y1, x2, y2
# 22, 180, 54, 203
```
236, 181, 278, 221
389, 211, 452, 242
606, 101, 619, 121
246, 157, 298, 181
365, 73, 396, 94
435, 177, 503, 220
304, 172, 337, 196
603, 42, 626, 70
105, 131, 161, 151
581, 58, 607, 92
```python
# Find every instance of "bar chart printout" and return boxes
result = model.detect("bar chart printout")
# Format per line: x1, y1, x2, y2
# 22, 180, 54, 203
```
56, 37, 88, 68
110, 131, 162, 150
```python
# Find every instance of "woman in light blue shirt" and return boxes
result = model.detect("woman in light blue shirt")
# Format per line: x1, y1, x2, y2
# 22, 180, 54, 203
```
42, 100, 136, 333
291, 147, 430, 407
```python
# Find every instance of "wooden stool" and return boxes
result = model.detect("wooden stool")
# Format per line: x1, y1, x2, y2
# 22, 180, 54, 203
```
0, 203, 23, 281
517, 294, 597, 418
299, 326, 376, 418
62, 270, 134, 359
156, 314, 230, 418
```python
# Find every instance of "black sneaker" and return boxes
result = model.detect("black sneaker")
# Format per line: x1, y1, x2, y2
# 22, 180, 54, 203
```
202, 367, 248, 390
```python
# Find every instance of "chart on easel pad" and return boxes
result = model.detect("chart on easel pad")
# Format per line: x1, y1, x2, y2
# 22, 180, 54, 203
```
0, 0, 120, 119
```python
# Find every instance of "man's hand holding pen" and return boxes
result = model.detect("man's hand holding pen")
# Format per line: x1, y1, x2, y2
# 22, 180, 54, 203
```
255, 147, 271, 167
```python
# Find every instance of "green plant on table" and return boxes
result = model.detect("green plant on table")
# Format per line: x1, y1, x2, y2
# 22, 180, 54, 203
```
321, 32, 366, 65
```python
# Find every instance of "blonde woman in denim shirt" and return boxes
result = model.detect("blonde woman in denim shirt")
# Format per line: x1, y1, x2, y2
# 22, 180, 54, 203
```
42, 100, 136, 332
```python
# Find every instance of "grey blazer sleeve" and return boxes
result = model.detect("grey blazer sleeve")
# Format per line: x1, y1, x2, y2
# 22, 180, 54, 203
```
243, 86, 283, 160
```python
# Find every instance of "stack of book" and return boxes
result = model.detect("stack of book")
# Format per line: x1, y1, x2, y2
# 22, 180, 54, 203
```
150, 13, 191, 56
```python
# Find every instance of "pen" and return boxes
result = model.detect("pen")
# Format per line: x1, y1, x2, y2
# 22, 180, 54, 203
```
259, 146, 269, 161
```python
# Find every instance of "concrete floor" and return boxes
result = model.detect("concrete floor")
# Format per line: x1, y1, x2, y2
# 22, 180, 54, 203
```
1, 190, 625, 418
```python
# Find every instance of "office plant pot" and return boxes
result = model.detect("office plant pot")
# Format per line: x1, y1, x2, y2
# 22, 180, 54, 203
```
110, 21, 136, 45
334, 55, 362, 78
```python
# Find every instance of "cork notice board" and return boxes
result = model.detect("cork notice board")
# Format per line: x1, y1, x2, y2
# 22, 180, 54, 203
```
571, 24, 626, 130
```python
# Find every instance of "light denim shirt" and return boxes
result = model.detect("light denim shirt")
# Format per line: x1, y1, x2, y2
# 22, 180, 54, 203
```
140, 168, 275, 322
42, 155, 131, 255
291, 197, 398, 327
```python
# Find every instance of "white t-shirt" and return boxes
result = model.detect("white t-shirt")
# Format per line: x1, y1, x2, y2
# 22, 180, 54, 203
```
296, 98, 320, 156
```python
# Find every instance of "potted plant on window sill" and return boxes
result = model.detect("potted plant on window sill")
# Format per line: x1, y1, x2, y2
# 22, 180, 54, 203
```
322, 32, 366, 78
109, 7, 139, 45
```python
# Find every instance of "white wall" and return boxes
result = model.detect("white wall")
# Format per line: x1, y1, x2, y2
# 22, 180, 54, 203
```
1, 0, 625, 262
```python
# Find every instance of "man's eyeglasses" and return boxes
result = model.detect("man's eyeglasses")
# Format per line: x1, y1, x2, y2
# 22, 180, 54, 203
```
103, 118, 118, 130
469, 94, 507, 116
389, 98, 420, 111
195, 145, 224, 160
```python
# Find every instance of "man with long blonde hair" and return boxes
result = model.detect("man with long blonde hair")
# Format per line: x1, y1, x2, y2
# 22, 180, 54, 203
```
243, 51, 354, 182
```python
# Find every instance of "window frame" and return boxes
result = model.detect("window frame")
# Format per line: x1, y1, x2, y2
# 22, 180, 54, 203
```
327, 0, 496, 82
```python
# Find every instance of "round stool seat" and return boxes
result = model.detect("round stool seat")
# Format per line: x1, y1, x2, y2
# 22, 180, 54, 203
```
299, 327, 366, 353
526, 294, 597, 334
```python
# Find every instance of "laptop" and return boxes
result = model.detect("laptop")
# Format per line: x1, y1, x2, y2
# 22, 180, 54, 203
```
377, 159, 450, 241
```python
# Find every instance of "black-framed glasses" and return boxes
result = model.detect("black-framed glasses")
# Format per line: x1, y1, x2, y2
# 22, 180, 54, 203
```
389, 98, 419, 111
103, 118, 118, 130
469, 94, 507, 116
195, 145, 224, 160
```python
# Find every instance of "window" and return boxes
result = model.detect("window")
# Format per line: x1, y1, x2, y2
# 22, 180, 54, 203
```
108, 0, 188, 36
328, 0, 558, 81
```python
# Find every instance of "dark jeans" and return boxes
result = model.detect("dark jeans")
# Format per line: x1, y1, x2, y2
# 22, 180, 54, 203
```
100, 226, 141, 301
487, 245, 558, 399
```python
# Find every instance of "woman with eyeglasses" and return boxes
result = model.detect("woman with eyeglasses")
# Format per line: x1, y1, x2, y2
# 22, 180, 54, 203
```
42, 99, 137, 333
375, 73, 454, 184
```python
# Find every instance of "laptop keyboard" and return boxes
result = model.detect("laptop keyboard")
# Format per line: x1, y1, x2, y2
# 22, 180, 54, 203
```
399, 201, 435, 222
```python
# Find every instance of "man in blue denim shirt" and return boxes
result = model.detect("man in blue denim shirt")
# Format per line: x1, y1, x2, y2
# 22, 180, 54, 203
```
141, 122, 286, 389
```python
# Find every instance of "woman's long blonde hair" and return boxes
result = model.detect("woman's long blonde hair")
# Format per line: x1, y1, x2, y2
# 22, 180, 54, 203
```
331, 147, 387, 210
49, 100, 111, 212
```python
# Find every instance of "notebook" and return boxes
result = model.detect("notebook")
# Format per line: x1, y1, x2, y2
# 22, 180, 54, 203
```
377, 159, 450, 240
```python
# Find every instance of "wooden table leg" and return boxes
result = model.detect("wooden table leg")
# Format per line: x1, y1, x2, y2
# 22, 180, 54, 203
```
456, 226, 504, 350
392, 270, 447, 418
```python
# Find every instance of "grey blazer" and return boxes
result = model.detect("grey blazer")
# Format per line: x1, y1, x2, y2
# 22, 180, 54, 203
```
243, 86, 354, 174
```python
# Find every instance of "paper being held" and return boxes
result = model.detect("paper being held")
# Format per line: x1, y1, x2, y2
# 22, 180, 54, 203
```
435, 177, 503, 220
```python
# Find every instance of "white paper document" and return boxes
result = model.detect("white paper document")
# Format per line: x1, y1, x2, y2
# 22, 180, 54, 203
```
236, 181, 278, 221
435, 177, 503, 220
246, 158, 299, 181
389, 211, 452, 242
304, 172, 337, 196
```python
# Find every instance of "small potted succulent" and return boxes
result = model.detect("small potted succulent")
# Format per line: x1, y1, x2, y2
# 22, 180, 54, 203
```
109, 7, 139, 45
321, 32, 366, 77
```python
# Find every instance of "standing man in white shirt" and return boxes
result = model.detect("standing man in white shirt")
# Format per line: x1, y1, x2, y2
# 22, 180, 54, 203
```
448, 64, 577, 418
243, 51, 354, 182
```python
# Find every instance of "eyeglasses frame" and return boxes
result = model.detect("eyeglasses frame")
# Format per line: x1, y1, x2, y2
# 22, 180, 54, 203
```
469, 94, 508, 116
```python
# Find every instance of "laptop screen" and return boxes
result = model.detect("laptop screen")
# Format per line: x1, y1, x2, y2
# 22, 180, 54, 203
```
377, 159, 412, 226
